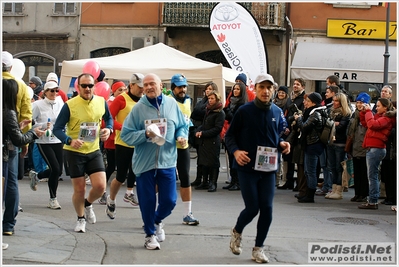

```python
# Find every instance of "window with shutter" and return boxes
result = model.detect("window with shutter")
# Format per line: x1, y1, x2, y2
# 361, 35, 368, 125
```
4, 3, 12, 13
54, 3, 63, 14
66, 3, 75, 14
3, 2, 23, 14
14, 3, 22, 13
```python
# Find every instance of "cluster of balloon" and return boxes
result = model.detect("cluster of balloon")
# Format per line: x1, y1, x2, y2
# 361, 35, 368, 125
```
80, 60, 110, 100
10, 58, 34, 100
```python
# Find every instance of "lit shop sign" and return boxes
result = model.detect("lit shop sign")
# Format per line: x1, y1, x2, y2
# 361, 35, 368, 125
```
327, 19, 397, 40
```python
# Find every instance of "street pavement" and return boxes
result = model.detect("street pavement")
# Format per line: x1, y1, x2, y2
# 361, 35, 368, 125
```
2, 150, 397, 265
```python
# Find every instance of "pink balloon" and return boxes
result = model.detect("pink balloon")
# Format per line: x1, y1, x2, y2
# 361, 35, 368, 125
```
82, 60, 100, 79
94, 81, 110, 100
74, 79, 79, 90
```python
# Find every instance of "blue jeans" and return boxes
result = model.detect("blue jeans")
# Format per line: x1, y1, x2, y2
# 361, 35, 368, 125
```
366, 148, 386, 204
320, 149, 332, 191
304, 153, 319, 190
235, 170, 275, 248
3, 149, 19, 233
326, 145, 347, 185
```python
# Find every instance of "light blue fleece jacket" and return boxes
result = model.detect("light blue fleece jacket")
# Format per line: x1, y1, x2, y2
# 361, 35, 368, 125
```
120, 94, 188, 176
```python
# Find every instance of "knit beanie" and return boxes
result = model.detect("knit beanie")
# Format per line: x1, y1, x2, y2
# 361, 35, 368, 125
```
355, 92, 371, 104
307, 92, 322, 105
235, 73, 247, 85
278, 86, 289, 95
111, 81, 126, 93
29, 76, 42, 86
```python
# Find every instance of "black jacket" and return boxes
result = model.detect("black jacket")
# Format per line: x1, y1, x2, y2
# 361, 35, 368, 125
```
190, 96, 208, 127
2, 108, 38, 162
196, 107, 225, 167
296, 106, 325, 146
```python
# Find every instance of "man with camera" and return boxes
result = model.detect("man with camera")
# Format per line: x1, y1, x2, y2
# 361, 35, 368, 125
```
278, 78, 306, 198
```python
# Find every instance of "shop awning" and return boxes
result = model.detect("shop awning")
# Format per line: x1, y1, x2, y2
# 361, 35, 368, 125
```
290, 42, 397, 84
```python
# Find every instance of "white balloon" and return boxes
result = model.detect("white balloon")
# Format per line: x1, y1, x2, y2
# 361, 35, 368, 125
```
10, 58, 25, 79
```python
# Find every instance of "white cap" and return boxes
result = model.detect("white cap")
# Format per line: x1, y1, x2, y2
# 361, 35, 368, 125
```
2, 51, 13, 67
146, 123, 165, 146
44, 81, 59, 90
130, 73, 144, 87
254, 74, 275, 85
46, 72, 58, 83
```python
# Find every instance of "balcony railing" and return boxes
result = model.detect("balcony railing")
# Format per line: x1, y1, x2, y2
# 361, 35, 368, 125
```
162, 2, 285, 30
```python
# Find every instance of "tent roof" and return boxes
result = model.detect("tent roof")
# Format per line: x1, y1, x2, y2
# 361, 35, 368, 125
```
59, 43, 239, 92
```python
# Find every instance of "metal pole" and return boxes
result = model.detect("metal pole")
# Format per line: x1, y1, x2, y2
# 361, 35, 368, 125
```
285, 16, 293, 86
383, 3, 390, 85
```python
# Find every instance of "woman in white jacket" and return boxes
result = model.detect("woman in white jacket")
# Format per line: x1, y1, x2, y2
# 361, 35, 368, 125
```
30, 81, 64, 209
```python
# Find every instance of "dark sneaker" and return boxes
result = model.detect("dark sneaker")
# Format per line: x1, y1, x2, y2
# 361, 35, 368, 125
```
358, 203, 378, 210
106, 196, 116, 219
98, 192, 107, 205
182, 212, 199, 225
123, 192, 139, 206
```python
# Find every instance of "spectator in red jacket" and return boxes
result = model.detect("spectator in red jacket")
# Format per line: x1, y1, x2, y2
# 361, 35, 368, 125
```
358, 98, 396, 209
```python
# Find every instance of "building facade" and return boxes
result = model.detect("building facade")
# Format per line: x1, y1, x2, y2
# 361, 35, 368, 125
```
2, 2, 396, 101
286, 2, 397, 100
2, 2, 80, 82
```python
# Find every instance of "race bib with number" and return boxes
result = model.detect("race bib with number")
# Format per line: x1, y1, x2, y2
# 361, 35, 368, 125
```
144, 118, 167, 143
78, 122, 99, 142
254, 146, 278, 172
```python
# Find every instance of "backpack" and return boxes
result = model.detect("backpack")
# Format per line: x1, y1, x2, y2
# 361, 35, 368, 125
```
319, 110, 336, 146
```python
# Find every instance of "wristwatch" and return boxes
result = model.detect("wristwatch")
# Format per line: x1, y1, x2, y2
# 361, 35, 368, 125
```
66, 137, 72, 145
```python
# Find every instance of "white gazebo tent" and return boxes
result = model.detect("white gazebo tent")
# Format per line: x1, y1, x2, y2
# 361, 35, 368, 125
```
59, 43, 240, 104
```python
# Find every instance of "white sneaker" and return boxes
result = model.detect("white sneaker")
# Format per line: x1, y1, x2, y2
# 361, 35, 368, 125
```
74, 218, 86, 233
48, 198, 61, 209
84, 205, 96, 224
230, 227, 242, 255
144, 235, 160, 250
85, 175, 91, 185
252, 247, 269, 263
155, 222, 165, 242
2, 243, 9, 250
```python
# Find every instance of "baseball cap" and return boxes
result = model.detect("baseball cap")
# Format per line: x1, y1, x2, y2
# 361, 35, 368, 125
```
44, 81, 59, 91
254, 74, 275, 85
46, 72, 58, 83
130, 73, 144, 87
2, 51, 13, 67
171, 74, 188, 87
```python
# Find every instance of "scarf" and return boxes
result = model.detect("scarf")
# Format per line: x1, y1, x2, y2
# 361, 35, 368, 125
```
290, 90, 304, 101
273, 97, 288, 109
206, 101, 223, 114
329, 106, 344, 120
254, 97, 271, 111
229, 96, 241, 111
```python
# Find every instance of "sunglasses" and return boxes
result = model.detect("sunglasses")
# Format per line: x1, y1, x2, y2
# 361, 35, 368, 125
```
48, 89, 59, 93
79, 84, 94, 89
